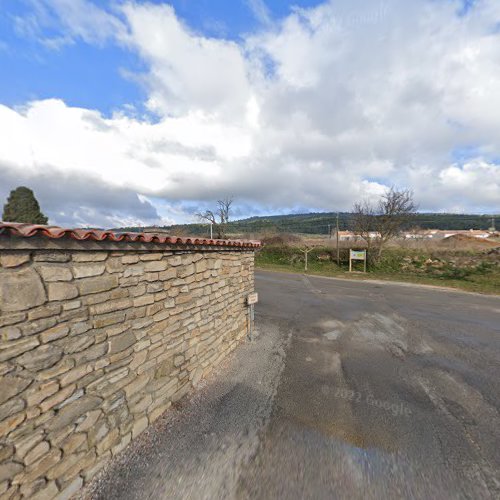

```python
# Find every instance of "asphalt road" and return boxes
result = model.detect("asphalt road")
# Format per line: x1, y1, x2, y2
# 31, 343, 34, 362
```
86, 271, 500, 500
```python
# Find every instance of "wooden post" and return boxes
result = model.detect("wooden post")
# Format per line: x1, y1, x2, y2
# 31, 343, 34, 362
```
336, 213, 340, 267
301, 247, 311, 272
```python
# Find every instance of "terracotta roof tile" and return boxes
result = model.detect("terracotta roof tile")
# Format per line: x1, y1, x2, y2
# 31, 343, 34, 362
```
0, 223, 261, 248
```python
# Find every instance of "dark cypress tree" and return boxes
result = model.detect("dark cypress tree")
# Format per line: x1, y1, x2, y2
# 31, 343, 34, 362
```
2, 186, 49, 224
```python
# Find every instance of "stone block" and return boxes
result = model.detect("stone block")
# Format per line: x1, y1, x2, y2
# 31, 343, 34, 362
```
153, 310, 169, 323
25, 381, 59, 407
123, 374, 150, 398
96, 428, 119, 455
37, 358, 74, 381
70, 321, 91, 335
159, 268, 176, 281
178, 264, 195, 278
0, 312, 26, 328
39, 385, 75, 412
21, 448, 61, 484
37, 265, 73, 282
33, 252, 70, 263
78, 275, 118, 296
89, 298, 131, 316
122, 255, 139, 264
72, 252, 108, 262
61, 334, 95, 354
14, 431, 44, 460
132, 416, 148, 438
72, 342, 107, 364
0, 375, 32, 405
75, 409, 101, 433
123, 265, 145, 278
133, 295, 154, 307
47, 395, 102, 431
73, 263, 106, 278
0, 411, 25, 439
148, 402, 172, 423
22, 317, 57, 336
93, 312, 125, 329
45, 450, 82, 481
191, 367, 204, 387
40, 325, 70, 344
147, 282, 164, 293
22, 479, 51, 500
106, 257, 124, 274
0, 336, 40, 362
28, 303, 62, 321
130, 284, 146, 297
0, 444, 14, 462
29, 481, 58, 500
48, 283, 78, 301
0, 397, 25, 422
87, 419, 109, 449
0, 267, 46, 312
145, 302, 163, 316
24, 440, 50, 466
61, 433, 87, 455
55, 476, 83, 500
112, 432, 131, 456
108, 331, 136, 354
0, 462, 23, 482
0, 252, 30, 268
195, 260, 208, 273
60, 365, 90, 387
17, 345, 63, 371
140, 253, 164, 261
62, 300, 81, 311
144, 260, 167, 272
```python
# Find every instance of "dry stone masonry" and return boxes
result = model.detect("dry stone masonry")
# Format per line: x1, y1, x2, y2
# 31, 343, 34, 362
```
0, 228, 257, 499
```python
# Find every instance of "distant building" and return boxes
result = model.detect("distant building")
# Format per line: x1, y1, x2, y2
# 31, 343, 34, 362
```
403, 229, 492, 240
337, 231, 357, 241
336, 231, 381, 242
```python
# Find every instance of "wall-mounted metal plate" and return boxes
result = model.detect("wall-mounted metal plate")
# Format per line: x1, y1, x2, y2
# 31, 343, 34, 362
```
247, 292, 259, 305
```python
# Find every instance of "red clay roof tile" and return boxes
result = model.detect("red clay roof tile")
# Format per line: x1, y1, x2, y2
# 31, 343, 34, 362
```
0, 223, 261, 248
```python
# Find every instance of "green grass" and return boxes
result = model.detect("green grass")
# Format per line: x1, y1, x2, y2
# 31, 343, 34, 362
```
255, 247, 500, 295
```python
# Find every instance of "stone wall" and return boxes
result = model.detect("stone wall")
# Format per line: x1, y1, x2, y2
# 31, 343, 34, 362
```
0, 245, 255, 499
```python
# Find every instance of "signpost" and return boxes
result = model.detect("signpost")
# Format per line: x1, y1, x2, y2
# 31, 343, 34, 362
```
349, 249, 367, 273
247, 293, 259, 340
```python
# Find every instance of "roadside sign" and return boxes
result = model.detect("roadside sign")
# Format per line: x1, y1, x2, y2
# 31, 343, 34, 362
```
350, 250, 366, 260
247, 293, 258, 341
247, 292, 259, 305
349, 250, 367, 273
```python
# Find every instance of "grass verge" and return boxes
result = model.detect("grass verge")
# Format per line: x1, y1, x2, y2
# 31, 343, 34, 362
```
256, 249, 500, 295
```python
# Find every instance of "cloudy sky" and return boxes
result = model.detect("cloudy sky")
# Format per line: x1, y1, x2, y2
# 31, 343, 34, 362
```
0, 0, 499, 228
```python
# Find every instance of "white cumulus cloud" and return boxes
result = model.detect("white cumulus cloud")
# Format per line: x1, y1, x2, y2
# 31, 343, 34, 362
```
0, 0, 499, 227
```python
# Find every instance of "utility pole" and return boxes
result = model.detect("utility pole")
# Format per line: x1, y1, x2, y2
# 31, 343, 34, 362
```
210, 222, 213, 239
336, 213, 340, 266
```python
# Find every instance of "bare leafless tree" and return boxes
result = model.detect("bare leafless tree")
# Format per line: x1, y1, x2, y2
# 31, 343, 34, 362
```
352, 188, 417, 260
351, 200, 377, 254
217, 196, 232, 226
197, 196, 234, 239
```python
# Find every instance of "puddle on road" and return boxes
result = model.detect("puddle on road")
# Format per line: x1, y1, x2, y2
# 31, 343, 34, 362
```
284, 410, 399, 453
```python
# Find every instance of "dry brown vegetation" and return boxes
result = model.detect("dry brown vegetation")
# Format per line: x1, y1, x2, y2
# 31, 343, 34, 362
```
254, 232, 500, 294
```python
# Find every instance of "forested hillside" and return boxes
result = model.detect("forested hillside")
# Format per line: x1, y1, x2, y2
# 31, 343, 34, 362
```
119, 212, 498, 237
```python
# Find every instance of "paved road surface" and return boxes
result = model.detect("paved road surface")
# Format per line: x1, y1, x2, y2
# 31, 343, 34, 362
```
86, 271, 500, 499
